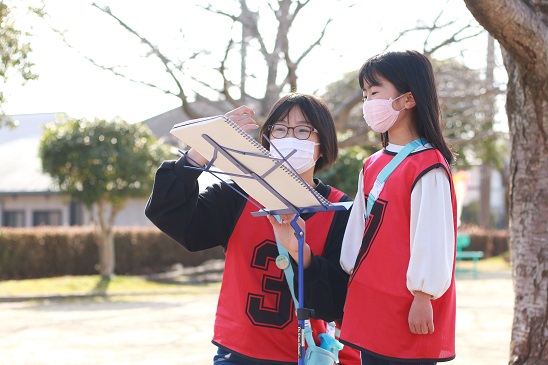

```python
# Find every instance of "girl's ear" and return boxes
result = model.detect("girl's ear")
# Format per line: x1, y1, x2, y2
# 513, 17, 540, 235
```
404, 92, 416, 109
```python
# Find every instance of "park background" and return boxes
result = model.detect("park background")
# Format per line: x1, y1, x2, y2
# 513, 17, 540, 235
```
0, 1, 546, 364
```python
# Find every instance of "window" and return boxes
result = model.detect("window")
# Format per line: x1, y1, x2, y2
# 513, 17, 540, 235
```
2, 210, 25, 227
69, 200, 83, 226
32, 210, 62, 226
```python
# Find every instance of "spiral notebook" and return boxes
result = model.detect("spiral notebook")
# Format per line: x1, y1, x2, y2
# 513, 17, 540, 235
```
170, 115, 349, 214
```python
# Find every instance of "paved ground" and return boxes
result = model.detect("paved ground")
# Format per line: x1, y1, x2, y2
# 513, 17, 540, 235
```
0, 269, 512, 365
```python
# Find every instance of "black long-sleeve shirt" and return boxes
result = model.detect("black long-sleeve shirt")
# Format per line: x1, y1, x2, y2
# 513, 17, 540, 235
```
145, 155, 352, 321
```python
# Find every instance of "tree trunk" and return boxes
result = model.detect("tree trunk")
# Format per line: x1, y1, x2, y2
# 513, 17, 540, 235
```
463, 1, 548, 363
479, 163, 492, 228
96, 200, 116, 278
504, 49, 548, 365
98, 228, 115, 278
479, 35, 496, 229
241, 16, 248, 101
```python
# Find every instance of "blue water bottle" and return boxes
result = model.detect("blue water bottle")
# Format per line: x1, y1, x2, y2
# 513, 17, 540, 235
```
318, 322, 344, 363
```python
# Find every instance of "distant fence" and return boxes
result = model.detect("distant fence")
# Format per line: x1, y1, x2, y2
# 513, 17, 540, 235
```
0, 226, 224, 280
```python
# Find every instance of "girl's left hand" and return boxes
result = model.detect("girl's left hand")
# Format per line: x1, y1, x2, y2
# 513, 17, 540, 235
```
408, 291, 434, 334
266, 214, 312, 268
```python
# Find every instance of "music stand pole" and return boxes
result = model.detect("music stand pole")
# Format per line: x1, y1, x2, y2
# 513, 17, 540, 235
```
290, 215, 308, 365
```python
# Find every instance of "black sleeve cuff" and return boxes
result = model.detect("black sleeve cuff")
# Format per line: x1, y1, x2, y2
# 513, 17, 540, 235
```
174, 154, 203, 187
289, 251, 320, 284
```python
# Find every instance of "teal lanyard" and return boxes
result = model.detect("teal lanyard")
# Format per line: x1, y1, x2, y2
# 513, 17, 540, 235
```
365, 139, 427, 220
273, 221, 344, 361
272, 216, 299, 308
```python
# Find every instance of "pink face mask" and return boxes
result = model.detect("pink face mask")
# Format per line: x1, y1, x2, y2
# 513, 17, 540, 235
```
362, 93, 407, 133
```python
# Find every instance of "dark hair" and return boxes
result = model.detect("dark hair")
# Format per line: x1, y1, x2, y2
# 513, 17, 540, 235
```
259, 93, 338, 172
358, 50, 454, 165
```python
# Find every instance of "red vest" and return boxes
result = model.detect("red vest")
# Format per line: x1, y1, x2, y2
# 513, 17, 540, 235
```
214, 188, 359, 363
340, 148, 457, 361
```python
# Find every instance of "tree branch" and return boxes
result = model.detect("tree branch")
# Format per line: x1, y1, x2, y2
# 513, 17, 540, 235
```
219, 37, 239, 107
295, 18, 332, 67
51, 28, 178, 97
464, 0, 548, 76
332, 88, 363, 129
339, 130, 379, 149
90, 3, 200, 118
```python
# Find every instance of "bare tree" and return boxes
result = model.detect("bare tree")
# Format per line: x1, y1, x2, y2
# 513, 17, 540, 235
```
324, 9, 505, 160
55, 1, 335, 121
464, 1, 548, 364
54, 2, 500, 154
54, 2, 509, 223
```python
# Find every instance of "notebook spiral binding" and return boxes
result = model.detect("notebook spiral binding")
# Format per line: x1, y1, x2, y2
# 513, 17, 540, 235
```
223, 116, 331, 207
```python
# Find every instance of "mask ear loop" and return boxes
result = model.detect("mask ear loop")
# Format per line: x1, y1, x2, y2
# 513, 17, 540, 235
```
393, 92, 410, 112
314, 142, 322, 162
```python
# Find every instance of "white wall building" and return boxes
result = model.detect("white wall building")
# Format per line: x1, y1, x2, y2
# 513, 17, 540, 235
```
0, 113, 152, 227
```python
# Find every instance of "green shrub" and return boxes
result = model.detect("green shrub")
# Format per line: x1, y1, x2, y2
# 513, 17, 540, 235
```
458, 225, 508, 259
0, 227, 224, 279
0, 225, 509, 279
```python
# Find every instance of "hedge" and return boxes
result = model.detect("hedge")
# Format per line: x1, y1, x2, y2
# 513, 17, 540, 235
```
0, 226, 508, 280
0, 226, 224, 280
459, 226, 509, 258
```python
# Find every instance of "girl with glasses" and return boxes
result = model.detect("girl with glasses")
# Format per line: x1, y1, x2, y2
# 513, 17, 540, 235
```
145, 93, 360, 365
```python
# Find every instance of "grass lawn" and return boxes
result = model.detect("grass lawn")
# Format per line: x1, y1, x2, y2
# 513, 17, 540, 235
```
458, 254, 511, 271
0, 275, 220, 298
0, 256, 510, 299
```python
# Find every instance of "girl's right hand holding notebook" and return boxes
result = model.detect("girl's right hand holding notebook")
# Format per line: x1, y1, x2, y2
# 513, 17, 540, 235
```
187, 105, 259, 167
225, 105, 259, 133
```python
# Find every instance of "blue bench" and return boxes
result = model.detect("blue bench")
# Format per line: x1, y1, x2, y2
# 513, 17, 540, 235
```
456, 234, 484, 279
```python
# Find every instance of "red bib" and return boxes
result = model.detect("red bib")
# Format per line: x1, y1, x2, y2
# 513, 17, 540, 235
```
341, 148, 457, 361
213, 188, 352, 363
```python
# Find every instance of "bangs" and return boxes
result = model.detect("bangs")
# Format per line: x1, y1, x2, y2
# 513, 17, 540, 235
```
358, 60, 382, 89
265, 101, 294, 126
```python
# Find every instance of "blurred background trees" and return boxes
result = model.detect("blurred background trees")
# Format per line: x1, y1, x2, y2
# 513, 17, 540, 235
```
0, 0, 43, 125
39, 117, 171, 277
7, 1, 547, 361
5, 0, 510, 261
51, 1, 508, 209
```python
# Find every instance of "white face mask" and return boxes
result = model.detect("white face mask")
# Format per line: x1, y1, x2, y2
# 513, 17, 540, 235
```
269, 138, 319, 174
362, 93, 406, 133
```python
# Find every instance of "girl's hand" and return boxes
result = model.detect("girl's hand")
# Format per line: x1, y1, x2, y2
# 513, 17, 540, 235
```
266, 214, 312, 268
408, 291, 434, 334
225, 105, 259, 133
187, 105, 258, 167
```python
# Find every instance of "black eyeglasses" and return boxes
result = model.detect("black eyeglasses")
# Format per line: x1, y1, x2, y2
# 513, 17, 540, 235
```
268, 123, 318, 140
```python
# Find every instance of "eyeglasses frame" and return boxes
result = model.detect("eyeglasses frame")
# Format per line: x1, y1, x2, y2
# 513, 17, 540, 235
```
268, 123, 319, 140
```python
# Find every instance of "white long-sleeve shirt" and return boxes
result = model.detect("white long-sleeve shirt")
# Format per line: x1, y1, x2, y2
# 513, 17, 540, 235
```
340, 143, 454, 299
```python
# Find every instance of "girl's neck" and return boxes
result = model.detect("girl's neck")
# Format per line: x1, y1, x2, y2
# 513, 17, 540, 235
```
300, 169, 316, 188
387, 114, 419, 145
387, 133, 420, 146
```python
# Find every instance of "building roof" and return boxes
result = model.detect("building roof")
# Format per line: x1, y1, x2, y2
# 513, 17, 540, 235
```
0, 113, 62, 194
0, 102, 233, 195
0, 98, 238, 195
142, 99, 235, 187
143, 97, 233, 146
